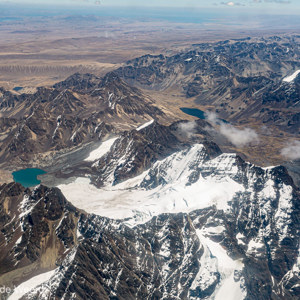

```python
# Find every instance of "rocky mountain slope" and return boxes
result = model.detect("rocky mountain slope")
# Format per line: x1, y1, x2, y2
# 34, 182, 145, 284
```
0, 183, 80, 296
0, 73, 164, 166
115, 35, 300, 134
45, 118, 219, 188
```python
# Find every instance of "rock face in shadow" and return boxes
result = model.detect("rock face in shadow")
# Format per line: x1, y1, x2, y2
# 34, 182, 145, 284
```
0, 183, 80, 295
91, 121, 182, 187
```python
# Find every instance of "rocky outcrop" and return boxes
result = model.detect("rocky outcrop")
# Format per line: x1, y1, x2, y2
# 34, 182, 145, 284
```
91, 121, 182, 187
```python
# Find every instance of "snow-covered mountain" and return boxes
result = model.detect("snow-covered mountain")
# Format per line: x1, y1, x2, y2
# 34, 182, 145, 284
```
1, 136, 299, 299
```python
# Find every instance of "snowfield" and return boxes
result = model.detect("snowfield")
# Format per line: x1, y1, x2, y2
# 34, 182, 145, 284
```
84, 137, 118, 162
59, 145, 245, 226
283, 70, 300, 83
8, 269, 57, 300
197, 230, 246, 300
58, 143, 287, 230
136, 119, 154, 131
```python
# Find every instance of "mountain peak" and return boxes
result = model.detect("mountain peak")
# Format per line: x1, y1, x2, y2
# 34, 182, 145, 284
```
100, 71, 122, 85
53, 72, 100, 92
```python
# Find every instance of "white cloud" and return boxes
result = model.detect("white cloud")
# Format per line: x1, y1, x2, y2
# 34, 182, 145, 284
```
281, 140, 300, 160
178, 121, 197, 138
219, 1, 245, 6
219, 123, 259, 147
205, 111, 259, 147
205, 111, 220, 124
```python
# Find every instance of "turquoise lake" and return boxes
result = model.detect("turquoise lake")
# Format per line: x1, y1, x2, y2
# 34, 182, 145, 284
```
12, 168, 47, 188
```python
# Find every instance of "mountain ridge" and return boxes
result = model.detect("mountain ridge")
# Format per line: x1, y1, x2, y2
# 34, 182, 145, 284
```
115, 35, 300, 134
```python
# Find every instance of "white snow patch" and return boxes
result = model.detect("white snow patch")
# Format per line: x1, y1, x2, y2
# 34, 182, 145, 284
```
19, 195, 36, 219
202, 226, 224, 235
236, 233, 245, 246
15, 236, 22, 245
136, 119, 154, 131
197, 230, 246, 300
190, 233, 218, 297
94, 122, 103, 133
84, 137, 118, 162
70, 130, 78, 142
260, 179, 276, 199
247, 238, 265, 256
108, 92, 115, 109
52, 115, 61, 140
262, 166, 277, 170
76, 228, 82, 239
8, 269, 57, 300
274, 184, 293, 242
283, 70, 300, 83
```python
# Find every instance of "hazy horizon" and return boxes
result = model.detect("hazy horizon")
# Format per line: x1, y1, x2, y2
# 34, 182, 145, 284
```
1, 1, 300, 31
1, 0, 300, 16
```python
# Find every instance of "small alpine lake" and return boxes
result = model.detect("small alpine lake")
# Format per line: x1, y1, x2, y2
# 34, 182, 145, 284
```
180, 107, 206, 119
180, 107, 229, 123
12, 168, 47, 188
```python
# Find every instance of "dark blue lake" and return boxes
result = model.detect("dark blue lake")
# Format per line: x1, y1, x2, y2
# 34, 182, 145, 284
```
180, 107, 229, 124
180, 107, 206, 119
13, 86, 23, 92
12, 168, 46, 188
